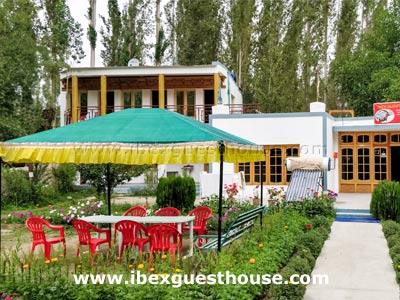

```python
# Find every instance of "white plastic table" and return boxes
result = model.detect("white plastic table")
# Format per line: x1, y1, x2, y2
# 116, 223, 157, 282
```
80, 215, 195, 256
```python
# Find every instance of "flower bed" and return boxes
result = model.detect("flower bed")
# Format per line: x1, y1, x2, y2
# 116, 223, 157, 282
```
0, 198, 334, 300
4, 198, 107, 225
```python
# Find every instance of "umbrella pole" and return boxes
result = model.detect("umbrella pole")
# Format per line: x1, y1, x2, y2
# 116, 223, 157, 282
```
106, 164, 112, 237
0, 159, 2, 216
106, 164, 112, 216
260, 161, 264, 227
217, 142, 225, 252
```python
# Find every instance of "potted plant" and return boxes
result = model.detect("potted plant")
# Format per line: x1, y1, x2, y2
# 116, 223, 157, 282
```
252, 185, 260, 206
267, 186, 285, 206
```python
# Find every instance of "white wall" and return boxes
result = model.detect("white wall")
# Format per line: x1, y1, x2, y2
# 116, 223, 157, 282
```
210, 113, 339, 192
212, 114, 324, 151
142, 90, 151, 107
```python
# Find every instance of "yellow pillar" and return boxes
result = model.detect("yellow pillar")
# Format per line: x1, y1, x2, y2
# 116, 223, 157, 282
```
71, 76, 78, 123
213, 73, 219, 105
158, 74, 165, 109
100, 75, 107, 115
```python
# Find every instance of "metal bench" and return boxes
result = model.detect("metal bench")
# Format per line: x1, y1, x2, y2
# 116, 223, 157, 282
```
195, 205, 266, 251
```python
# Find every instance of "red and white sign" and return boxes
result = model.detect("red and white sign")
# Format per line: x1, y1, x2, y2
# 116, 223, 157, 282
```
373, 102, 400, 124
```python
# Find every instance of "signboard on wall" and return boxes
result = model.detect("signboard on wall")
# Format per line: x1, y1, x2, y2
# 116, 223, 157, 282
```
373, 102, 400, 124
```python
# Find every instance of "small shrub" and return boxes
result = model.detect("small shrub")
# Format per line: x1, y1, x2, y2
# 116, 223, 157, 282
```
156, 175, 196, 212
311, 215, 333, 231
297, 230, 325, 258
286, 255, 312, 274
390, 242, 400, 257
370, 180, 400, 221
1, 167, 32, 207
382, 220, 400, 237
269, 266, 306, 300
52, 164, 77, 194
293, 247, 316, 269
270, 198, 335, 219
387, 234, 400, 249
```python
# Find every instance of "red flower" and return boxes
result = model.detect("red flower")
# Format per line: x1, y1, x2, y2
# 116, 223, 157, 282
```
306, 223, 312, 228
313, 191, 319, 197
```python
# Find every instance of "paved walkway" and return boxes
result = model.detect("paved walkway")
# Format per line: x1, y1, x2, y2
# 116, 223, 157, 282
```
304, 193, 399, 300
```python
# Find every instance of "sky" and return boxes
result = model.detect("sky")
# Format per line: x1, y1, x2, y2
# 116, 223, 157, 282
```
67, 0, 110, 67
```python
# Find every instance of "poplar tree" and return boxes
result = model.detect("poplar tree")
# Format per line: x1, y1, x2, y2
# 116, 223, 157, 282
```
226, 0, 256, 103
253, 0, 285, 112
40, 0, 84, 110
0, 0, 42, 140
100, 0, 152, 66
334, 0, 400, 115
175, 0, 223, 65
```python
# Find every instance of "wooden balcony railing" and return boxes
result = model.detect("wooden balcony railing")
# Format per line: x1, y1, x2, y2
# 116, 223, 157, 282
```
64, 104, 260, 125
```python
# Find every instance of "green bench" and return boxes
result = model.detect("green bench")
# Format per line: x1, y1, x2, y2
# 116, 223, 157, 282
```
195, 205, 267, 250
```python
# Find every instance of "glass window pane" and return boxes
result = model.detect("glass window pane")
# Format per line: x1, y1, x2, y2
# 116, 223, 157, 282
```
187, 91, 195, 117
341, 135, 353, 143
124, 92, 131, 109
374, 134, 386, 143
341, 148, 353, 180
374, 148, 387, 181
238, 163, 251, 183
357, 148, 370, 180
357, 135, 369, 144
391, 134, 400, 143
135, 91, 142, 108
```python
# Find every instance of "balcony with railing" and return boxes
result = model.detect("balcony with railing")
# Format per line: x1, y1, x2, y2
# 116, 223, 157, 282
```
64, 104, 260, 125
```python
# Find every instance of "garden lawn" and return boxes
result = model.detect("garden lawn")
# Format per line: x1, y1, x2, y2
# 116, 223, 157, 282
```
1, 198, 335, 300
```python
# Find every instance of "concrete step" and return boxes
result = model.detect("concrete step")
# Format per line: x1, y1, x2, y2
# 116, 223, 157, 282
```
334, 208, 379, 223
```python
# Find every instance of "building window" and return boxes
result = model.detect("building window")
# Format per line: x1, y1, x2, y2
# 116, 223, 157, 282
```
134, 91, 142, 108
392, 134, 400, 143
254, 161, 266, 183
374, 148, 387, 181
374, 134, 387, 144
79, 92, 88, 119
286, 147, 299, 182
238, 162, 251, 183
269, 148, 282, 183
357, 148, 370, 180
341, 148, 353, 180
357, 134, 370, 144
236, 145, 299, 185
175, 90, 196, 117
124, 92, 131, 109
341, 134, 353, 143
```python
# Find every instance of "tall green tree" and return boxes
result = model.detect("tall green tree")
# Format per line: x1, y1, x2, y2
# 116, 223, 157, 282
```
39, 0, 84, 124
253, 0, 286, 112
100, 0, 152, 66
87, 0, 97, 67
175, 0, 223, 65
226, 0, 256, 103
0, 0, 42, 140
334, 0, 400, 115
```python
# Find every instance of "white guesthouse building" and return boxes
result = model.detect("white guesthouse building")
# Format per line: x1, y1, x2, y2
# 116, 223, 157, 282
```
58, 62, 400, 197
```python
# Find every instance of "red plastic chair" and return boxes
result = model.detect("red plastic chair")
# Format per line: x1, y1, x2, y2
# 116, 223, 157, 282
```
114, 220, 149, 262
182, 206, 213, 235
155, 207, 181, 217
72, 219, 111, 264
147, 224, 182, 265
25, 217, 66, 260
154, 207, 181, 228
123, 206, 147, 217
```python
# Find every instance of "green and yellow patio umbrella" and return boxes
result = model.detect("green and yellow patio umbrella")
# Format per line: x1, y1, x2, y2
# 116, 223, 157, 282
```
0, 108, 265, 251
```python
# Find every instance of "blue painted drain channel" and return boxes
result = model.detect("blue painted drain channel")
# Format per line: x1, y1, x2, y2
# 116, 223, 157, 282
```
335, 209, 380, 223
